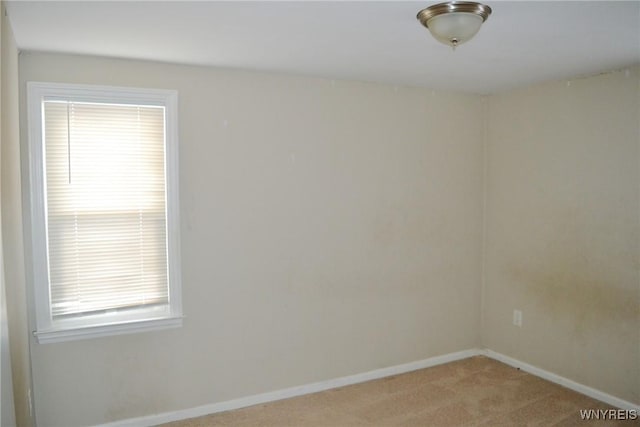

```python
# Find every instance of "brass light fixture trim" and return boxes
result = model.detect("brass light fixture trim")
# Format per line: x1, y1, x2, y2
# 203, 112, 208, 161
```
417, 2, 492, 26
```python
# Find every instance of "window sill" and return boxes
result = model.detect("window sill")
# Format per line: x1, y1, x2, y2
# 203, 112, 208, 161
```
33, 315, 183, 344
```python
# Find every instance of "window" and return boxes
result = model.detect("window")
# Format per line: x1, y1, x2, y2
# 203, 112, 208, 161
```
27, 82, 182, 343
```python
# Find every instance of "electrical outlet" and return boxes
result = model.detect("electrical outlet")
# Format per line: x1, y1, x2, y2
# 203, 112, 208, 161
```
513, 309, 523, 327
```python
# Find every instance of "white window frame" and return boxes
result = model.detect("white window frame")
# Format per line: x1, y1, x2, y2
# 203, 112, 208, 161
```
26, 82, 182, 344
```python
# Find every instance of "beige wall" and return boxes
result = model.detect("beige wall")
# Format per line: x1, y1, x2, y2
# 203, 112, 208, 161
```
15, 51, 639, 426
1, 4, 32, 426
19, 52, 484, 426
483, 68, 640, 404
0, 3, 16, 425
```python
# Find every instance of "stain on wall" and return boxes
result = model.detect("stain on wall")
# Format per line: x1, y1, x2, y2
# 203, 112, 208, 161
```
508, 207, 638, 340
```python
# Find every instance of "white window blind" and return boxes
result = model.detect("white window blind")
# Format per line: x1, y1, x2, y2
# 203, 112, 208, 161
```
43, 101, 169, 319
28, 83, 181, 343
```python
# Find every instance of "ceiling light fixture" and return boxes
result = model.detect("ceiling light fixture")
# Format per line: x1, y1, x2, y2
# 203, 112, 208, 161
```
417, 2, 492, 49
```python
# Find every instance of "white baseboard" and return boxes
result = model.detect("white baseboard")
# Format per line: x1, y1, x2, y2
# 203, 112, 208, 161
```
483, 349, 640, 412
96, 348, 482, 427
96, 348, 639, 427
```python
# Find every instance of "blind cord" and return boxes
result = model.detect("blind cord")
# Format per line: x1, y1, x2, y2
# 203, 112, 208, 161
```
67, 101, 72, 184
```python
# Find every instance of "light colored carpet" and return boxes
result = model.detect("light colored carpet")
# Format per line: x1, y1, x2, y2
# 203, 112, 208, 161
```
160, 356, 637, 426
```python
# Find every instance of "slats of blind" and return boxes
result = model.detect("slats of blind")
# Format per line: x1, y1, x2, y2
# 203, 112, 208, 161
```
43, 101, 169, 319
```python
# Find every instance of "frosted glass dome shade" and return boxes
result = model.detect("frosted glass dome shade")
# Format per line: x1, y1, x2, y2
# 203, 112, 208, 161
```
417, 2, 492, 48
427, 13, 483, 47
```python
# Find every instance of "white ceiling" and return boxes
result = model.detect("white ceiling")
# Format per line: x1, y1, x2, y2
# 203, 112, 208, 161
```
5, 1, 640, 94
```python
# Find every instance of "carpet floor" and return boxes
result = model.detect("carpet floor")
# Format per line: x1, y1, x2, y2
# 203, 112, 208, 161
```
160, 356, 637, 426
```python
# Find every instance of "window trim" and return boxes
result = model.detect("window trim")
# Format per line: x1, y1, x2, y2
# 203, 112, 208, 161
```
27, 82, 182, 344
